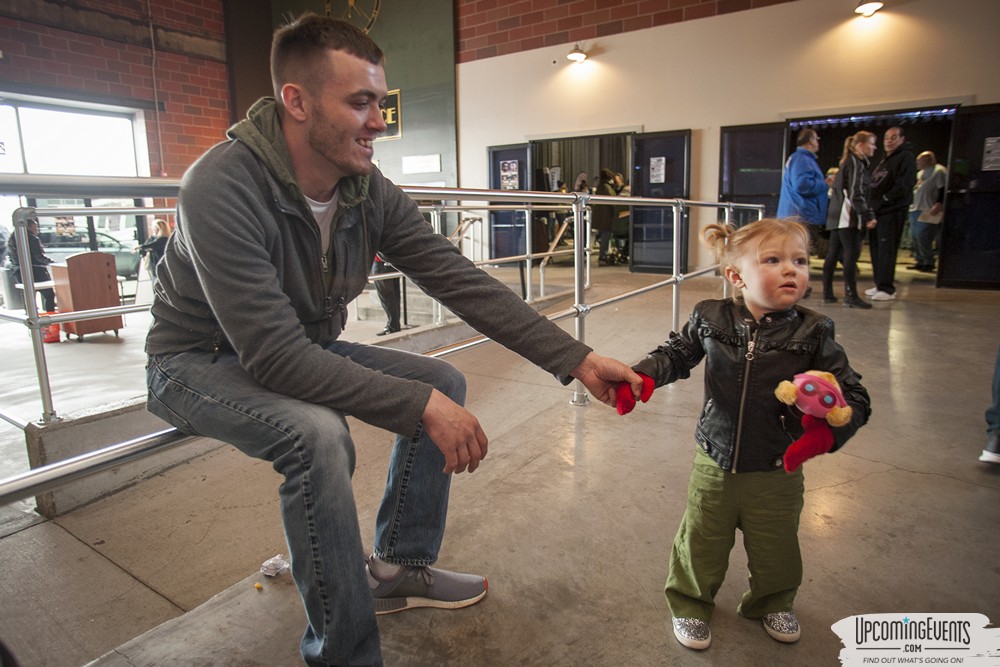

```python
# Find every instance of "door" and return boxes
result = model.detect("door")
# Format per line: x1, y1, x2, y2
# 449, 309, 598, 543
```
719, 122, 786, 226
629, 130, 691, 273
938, 103, 1000, 289
487, 144, 530, 260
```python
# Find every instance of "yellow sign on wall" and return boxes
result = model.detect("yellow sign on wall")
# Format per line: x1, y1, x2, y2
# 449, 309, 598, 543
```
378, 89, 401, 141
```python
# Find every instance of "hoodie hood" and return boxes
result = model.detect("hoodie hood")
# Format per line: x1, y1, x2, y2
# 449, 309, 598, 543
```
227, 97, 369, 211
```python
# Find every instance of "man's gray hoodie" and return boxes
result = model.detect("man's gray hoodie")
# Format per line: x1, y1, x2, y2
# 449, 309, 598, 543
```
146, 98, 591, 437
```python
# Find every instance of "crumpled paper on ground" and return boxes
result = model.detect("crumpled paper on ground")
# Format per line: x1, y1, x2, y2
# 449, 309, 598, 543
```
260, 554, 290, 577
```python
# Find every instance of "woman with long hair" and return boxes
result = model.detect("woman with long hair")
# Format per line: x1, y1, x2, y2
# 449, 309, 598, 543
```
822, 132, 877, 309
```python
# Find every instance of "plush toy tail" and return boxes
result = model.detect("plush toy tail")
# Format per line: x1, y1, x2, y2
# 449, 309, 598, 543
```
616, 373, 655, 416
783, 414, 835, 473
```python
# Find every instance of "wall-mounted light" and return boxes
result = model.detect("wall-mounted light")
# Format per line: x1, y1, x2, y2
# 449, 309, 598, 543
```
566, 45, 587, 62
855, 1, 884, 17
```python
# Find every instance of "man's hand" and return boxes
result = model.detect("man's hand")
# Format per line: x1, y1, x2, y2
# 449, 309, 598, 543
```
421, 389, 489, 474
865, 218, 877, 230
570, 351, 643, 407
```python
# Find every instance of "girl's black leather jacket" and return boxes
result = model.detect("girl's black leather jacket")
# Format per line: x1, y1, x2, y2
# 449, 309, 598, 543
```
634, 299, 871, 473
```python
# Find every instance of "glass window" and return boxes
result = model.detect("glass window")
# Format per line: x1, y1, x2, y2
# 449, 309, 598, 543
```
0, 105, 25, 174
18, 107, 137, 177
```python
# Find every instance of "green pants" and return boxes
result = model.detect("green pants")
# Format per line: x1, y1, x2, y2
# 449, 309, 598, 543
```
665, 450, 805, 621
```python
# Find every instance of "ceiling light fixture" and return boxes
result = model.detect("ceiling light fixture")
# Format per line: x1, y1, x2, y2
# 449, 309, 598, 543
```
566, 45, 587, 62
855, 1, 884, 17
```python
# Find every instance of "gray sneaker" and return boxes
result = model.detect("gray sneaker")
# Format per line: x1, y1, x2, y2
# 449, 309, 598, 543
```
366, 555, 488, 615
763, 611, 801, 643
672, 617, 711, 650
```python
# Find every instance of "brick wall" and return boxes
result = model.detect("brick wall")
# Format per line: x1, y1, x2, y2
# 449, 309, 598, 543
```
0, 0, 228, 179
456, 0, 798, 63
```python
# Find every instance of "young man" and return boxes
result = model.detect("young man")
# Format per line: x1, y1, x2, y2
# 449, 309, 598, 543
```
144, 14, 642, 666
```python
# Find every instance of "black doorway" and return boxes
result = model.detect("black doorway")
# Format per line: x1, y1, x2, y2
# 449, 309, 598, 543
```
787, 106, 956, 187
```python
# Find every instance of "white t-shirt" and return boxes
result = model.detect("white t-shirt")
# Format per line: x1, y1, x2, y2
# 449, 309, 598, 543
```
305, 189, 339, 253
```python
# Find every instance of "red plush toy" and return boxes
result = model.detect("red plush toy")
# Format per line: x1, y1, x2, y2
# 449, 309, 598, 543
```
616, 373, 655, 415
774, 371, 852, 473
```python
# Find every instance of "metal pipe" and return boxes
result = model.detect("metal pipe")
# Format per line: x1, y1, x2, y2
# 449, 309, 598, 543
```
33, 207, 175, 218
672, 202, 685, 333
523, 205, 534, 302
0, 174, 181, 198
12, 207, 60, 424
570, 196, 590, 407
0, 428, 196, 507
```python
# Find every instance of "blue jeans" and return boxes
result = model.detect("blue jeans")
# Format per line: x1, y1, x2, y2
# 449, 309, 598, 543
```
988, 346, 1000, 434
909, 210, 939, 269
147, 342, 466, 666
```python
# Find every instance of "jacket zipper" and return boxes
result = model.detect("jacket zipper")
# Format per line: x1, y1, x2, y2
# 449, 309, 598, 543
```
321, 253, 334, 322
327, 209, 350, 331
731, 324, 762, 472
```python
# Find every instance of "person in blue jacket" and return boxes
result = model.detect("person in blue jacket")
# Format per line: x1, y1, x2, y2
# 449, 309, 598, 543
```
777, 129, 829, 242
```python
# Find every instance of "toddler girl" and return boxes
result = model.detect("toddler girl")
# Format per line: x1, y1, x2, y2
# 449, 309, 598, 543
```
618, 218, 870, 649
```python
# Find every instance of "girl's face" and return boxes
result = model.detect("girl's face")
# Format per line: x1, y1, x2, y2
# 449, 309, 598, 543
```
725, 234, 810, 321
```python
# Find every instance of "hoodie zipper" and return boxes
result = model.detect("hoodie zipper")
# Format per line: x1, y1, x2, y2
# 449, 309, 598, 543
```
731, 322, 763, 472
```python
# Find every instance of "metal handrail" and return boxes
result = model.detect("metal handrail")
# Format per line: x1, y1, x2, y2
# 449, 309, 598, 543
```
0, 174, 764, 508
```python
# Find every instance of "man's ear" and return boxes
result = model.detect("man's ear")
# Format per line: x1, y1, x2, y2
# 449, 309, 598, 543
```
725, 266, 744, 289
280, 83, 308, 121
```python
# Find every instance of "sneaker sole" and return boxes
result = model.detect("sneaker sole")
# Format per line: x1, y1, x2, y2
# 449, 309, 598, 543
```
764, 622, 801, 643
672, 625, 711, 650
374, 581, 488, 615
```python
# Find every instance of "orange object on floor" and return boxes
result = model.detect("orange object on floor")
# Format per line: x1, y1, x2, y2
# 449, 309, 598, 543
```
42, 311, 60, 343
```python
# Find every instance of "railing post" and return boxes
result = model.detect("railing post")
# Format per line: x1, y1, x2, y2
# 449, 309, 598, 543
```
429, 204, 445, 325
570, 194, 590, 406
12, 207, 60, 424
523, 205, 534, 302
723, 203, 735, 301
671, 201, 685, 334
583, 206, 592, 289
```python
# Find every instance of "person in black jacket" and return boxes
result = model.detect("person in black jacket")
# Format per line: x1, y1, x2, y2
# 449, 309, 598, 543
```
7, 218, 56, 312
591, 168, 617, 265
822, 131, 878, 308
866, 126, 916, 301
136, 218, 171, 282
617, 218, 870, 651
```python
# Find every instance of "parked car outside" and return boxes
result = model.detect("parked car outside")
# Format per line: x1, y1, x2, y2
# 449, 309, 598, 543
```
36, 222, 141, 279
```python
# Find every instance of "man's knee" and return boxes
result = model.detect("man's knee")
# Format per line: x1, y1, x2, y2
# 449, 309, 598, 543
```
276, 407, 356, 474
431, 359, 467, 404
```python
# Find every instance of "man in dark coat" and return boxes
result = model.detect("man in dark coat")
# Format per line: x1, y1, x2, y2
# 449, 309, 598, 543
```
866, 126, 916, 301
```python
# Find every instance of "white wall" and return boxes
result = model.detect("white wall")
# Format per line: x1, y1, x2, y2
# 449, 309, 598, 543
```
456, 0, 1000, 266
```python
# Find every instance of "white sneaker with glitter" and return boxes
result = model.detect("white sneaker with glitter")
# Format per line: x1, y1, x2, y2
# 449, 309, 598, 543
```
763, 611, 801, 643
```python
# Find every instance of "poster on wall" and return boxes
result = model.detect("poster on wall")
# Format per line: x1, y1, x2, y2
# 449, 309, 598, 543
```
984, 137, 1000, 171
547, 166, 561, 191
650, 157, 666, 184
500, 160, 519, 190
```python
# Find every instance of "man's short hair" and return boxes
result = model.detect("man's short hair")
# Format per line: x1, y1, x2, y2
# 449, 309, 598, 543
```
796, 128, 817, 147
270, 13, 384, 100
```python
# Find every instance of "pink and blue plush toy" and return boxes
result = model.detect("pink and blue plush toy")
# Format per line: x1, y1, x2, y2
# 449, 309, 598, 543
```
774, 371, 853, 472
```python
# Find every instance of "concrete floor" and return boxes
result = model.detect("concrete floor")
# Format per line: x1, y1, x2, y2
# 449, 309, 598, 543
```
1, 259, 999, 666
